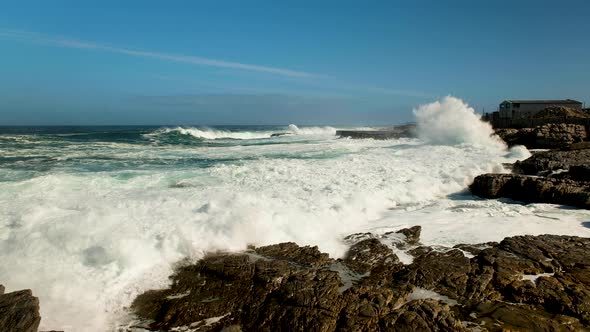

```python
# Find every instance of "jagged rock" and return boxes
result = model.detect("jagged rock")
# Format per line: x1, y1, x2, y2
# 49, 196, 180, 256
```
393, 226, 421, 245
514, 148, 590, 179
0, 289, 41, 332
469, 173, 590, 209
467, 301, 586, 331
496, 124, 587, 149
533, 123, 587, 148
496, 128, 535, 147
342, 238, 398, 274
254, 242, 331, 268
514, 149, 590, 175
393, 248, 471, 301
132, 229, 590, 331
453, 242, 497, 255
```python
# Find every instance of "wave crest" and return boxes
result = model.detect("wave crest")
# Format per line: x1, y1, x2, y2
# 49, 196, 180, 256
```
146, 125, 339, 141
287, 124, 337, 136
414, 96, 506, 149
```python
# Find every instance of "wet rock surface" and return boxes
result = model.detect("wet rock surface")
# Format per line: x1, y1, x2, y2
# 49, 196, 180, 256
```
514, 148, 590, 176
0, 287, 41, 332
131, 226, 590, 332
471, 141, 590, 209
469, 173, 590, 209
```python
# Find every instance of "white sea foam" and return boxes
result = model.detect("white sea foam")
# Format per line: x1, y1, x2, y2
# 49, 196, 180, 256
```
287, 124, 337, 136
414, 96, 506, 149
147, 124, 339, 141
1, 97, 588, 331
155, 127, 274, 140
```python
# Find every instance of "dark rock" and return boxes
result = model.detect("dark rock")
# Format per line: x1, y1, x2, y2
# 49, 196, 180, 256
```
254, 242, 331, 268
514, 148, 590, 175
393, 248, 471, 301
132, 231, 590, 331
496, 127, 535, 147
337, 124, 416, 140
466, 301, 586, 331
469, 173, 590, 209
342, 238, 398, 274
453, 242, 497, 256
564, 141, 590, 151
568, 165, 590, 182
394, 226, 421, 245
270, 132, 291, 137
0, 289, 41, 332
496, 123, 587, 149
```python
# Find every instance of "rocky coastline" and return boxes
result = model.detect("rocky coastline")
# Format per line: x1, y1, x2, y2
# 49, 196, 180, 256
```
471, 120, 590, 209
6, 225, 590, 331
129, 227, 590, 331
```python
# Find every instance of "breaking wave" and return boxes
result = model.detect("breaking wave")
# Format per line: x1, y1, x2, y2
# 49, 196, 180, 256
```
287, 124, 337, 136
146, 124, 339, 141
148, 127, 273, 140
414, 96, 506, 149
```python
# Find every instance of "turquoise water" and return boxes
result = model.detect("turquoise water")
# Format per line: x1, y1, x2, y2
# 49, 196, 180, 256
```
0, 125, 346, 181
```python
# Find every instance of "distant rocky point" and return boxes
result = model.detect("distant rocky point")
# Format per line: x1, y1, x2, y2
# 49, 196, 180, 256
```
336, 124, 416, 140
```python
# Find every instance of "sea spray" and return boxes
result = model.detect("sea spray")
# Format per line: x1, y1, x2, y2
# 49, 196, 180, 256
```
414, 96, 506, 149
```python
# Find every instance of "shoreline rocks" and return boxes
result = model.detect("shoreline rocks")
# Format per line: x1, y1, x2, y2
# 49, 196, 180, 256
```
469, 173, 590, 209
496, 123, 587, 149
473, 123, 590, 209
514, 148, 590, 176
130, 226, 590, 331
0, 286, 41, 332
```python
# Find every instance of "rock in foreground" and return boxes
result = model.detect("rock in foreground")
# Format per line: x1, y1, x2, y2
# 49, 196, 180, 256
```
132, 227, 590, 331
0, 286, 41, 332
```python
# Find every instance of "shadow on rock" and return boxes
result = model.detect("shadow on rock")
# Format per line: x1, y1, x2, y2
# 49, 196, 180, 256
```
130, 226, 590, 332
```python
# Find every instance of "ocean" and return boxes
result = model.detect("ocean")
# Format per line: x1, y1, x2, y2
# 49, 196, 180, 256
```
2, 97, 590, 331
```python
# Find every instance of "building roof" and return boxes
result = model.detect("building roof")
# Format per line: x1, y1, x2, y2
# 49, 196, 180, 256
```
502, 99, 582, 105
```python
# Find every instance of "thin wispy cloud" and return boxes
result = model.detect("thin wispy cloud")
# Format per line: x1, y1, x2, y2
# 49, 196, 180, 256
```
0, 29, 316, 78
0, 29, 434, 98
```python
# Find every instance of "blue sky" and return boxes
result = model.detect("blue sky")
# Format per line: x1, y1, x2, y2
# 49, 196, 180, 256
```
1, 0, 589, 125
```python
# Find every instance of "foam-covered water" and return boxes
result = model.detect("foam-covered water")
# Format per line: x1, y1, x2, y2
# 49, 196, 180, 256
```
1, 98, 588, 331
